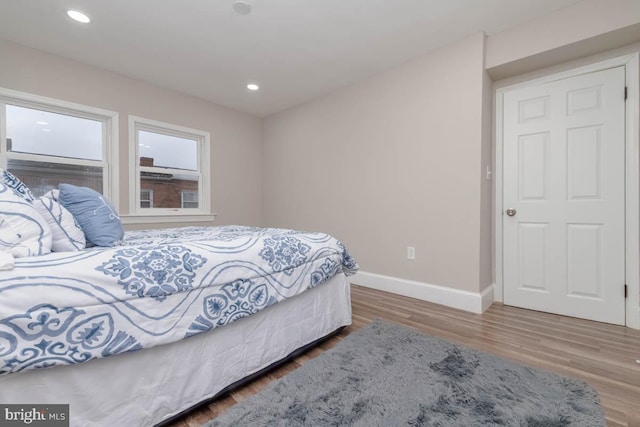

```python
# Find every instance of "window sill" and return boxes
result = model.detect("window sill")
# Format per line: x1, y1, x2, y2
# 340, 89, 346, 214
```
121, 213, 216, 225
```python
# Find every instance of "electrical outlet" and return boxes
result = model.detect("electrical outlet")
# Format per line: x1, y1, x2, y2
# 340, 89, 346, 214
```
407, 246, 415, 260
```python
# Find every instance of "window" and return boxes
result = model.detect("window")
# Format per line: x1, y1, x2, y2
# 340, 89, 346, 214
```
140, 189, 153, 208
181, 190, 198, 209
0, 88, 118, 201
129, 116, 210, 216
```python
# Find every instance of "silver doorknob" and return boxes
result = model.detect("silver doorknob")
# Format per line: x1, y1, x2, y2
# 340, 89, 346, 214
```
506, 208, 516, 216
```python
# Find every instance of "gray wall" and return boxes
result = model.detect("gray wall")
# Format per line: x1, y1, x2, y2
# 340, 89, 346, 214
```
263, 33, 490, 293
262, 0, 640, 296
0, 38, 263, 227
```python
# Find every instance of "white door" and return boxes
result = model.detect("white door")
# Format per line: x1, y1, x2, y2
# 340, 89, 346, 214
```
502, 66, 626, 325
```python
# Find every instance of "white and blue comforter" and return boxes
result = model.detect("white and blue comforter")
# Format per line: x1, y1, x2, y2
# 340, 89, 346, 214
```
0, 226, 358, 376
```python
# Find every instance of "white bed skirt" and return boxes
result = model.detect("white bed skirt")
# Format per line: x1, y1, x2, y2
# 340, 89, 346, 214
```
0, 274, 352, 427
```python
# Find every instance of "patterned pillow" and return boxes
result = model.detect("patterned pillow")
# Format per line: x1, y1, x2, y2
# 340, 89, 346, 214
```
0, 183, 52, 257
42, 188, 60, 201
33, 197, 86, 252
59, 184, 124, 247
0, 168, 35, 202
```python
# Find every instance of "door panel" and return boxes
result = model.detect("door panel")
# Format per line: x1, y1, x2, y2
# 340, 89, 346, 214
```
518, 223, 549, 292
567, 126, 601, 200
518, 133, 548, 200
503, 66, 626, 325
566, 224, 602, 298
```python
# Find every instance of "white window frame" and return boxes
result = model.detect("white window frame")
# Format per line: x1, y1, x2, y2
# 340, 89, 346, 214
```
0, 87, 119, 208
180, 190, 198, 209
128, 115, 212, 221
140, 188, 154, 208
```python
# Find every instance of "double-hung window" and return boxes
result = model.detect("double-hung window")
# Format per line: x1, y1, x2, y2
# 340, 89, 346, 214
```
0, 88, 118, 201
180, 190, 198, 208
140, 189, 154, 208
129, 116, 210, 218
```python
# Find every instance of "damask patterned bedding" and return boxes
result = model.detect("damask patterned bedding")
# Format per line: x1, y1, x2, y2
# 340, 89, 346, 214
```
0, 225, 358, 376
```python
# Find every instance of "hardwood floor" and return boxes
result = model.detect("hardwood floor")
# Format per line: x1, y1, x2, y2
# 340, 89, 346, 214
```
168, 284, 640, 427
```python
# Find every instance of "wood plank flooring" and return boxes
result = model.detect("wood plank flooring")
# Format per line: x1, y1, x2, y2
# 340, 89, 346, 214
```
168, 284, 640, 427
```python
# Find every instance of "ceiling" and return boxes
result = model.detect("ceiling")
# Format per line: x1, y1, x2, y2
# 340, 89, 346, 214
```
0, 1, 584, 117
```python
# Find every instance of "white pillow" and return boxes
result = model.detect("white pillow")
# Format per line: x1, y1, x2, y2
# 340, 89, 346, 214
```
33, 197, 86, 252
42, 188, 60, 201
0, 183, 52, 257
0, 168, 35, 202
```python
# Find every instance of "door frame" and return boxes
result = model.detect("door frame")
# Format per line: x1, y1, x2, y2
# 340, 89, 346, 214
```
494, 53, 640, 329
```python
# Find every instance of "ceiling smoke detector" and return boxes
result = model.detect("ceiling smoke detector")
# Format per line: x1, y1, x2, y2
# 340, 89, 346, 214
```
233, 1, 252, 15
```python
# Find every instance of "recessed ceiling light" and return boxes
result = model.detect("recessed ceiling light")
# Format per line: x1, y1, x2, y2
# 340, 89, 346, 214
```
67, 10, 91, 24
42, 129, 51, 132
233, 1, 252, 15
36, 121, 48, 125
247, 83, 259, 91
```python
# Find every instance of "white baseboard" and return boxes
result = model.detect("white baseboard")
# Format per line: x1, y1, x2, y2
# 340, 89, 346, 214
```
480, 284, 495, 313
350, 271, 495, 314
628, 303, 640, 330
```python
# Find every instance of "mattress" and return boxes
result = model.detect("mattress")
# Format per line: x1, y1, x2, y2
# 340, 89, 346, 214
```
0, 225, 358, 376
0, 272, 352, 426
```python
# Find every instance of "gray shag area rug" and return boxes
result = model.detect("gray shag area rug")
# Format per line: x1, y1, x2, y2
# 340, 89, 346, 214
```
205, 319, 605, 426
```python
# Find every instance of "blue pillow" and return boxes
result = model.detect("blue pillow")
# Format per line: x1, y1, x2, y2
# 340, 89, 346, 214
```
59, 184, 124, 247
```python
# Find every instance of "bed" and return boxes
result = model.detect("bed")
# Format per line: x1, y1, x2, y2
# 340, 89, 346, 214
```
0, 224, 358, 426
